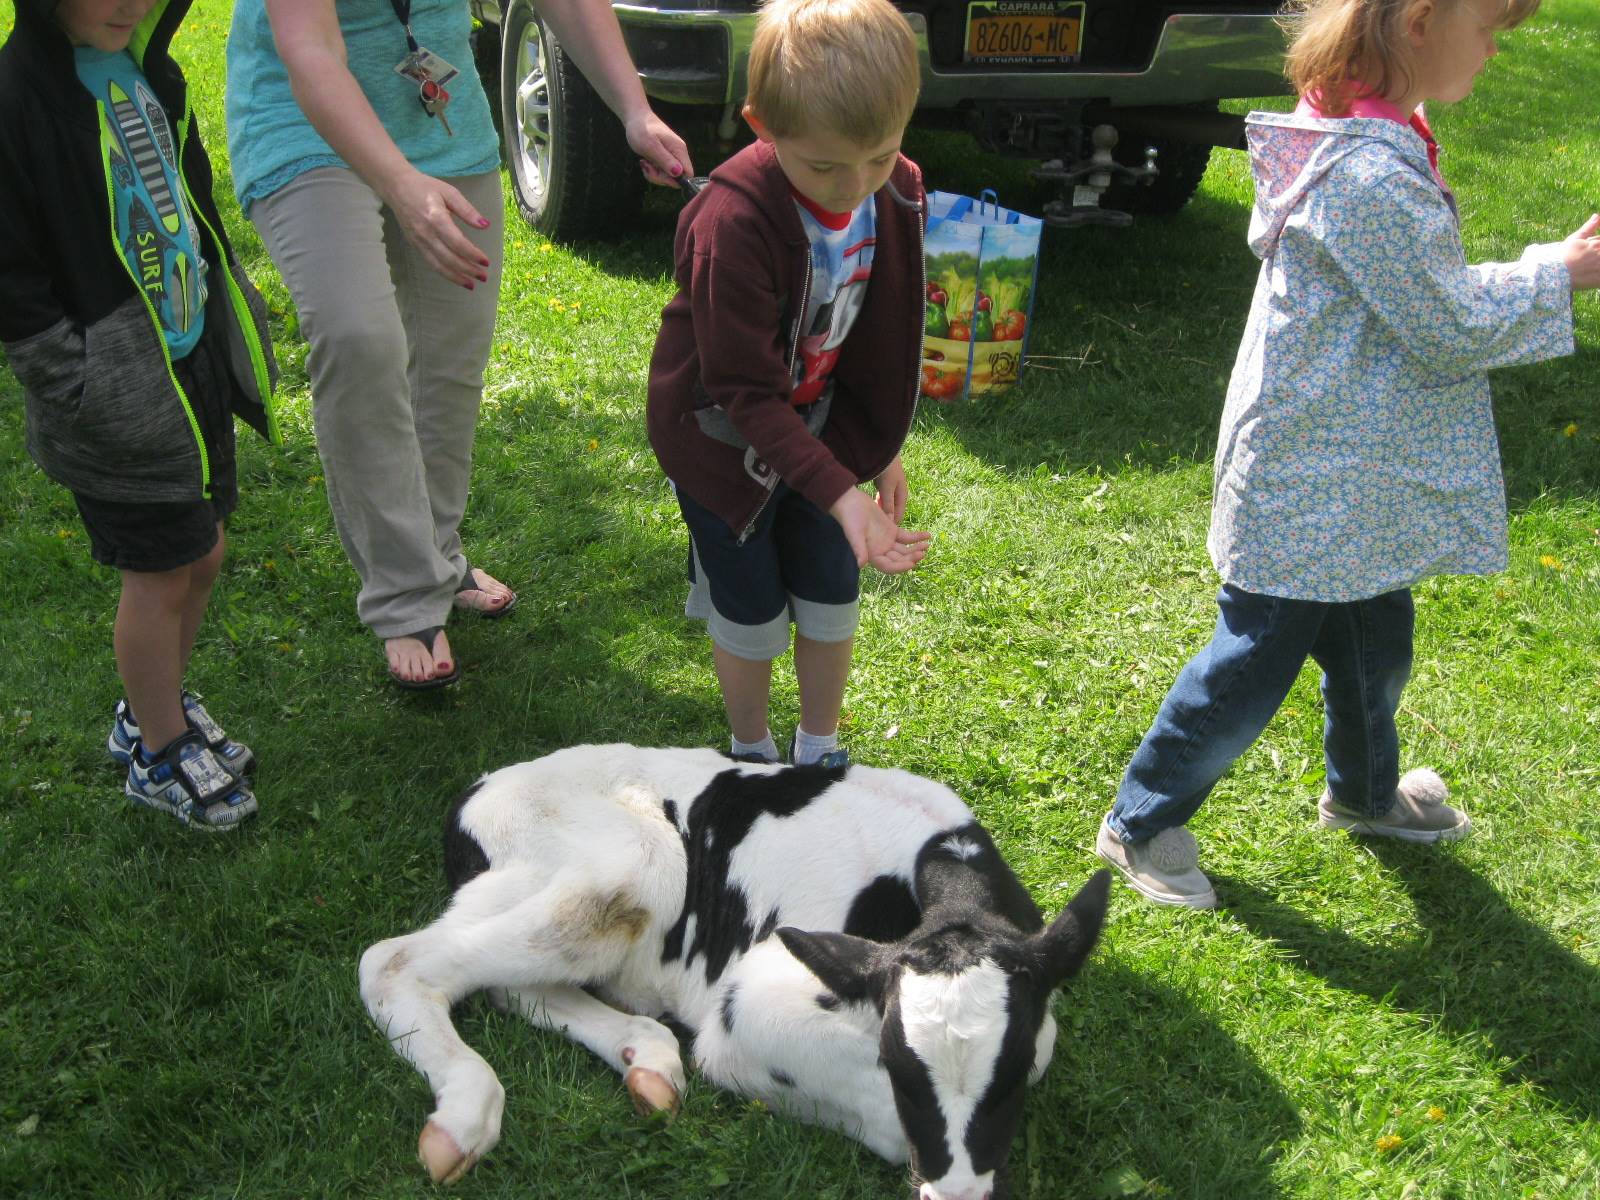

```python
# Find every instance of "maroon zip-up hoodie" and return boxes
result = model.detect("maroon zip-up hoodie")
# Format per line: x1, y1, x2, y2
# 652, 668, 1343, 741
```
647, 139, 926, 540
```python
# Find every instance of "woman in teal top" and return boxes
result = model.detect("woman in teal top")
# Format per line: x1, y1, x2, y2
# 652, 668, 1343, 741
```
226, 0, 691, 689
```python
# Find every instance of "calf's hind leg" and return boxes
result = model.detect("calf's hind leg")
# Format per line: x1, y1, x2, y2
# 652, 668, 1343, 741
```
359, 929, 506, 1184
502, 984, 687, 1115
359, 867, 650, 1182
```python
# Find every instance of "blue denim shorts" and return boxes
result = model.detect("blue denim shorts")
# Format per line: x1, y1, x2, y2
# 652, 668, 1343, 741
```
676, 482, 860, 661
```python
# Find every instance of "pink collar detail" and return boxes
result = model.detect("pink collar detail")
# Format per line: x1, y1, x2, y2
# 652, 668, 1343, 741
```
1295, 93, 1443, 187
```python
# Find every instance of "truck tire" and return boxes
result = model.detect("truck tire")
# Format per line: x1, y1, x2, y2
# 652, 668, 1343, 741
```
471, 23, 500, 138
498, 0, 643, 239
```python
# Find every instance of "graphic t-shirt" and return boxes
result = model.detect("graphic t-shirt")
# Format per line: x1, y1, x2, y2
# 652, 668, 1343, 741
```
790, 190, 875, 407
75, 47, 208, 359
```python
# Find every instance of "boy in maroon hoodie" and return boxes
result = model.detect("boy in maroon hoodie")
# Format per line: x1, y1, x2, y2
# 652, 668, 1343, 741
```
647, 0, 930, 767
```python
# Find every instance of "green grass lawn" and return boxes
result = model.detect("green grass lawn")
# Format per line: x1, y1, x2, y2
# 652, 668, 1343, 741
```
4, 2, 1600, 1197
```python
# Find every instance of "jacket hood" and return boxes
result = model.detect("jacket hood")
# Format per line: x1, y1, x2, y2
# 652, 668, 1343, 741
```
1244, 110, 1438, 259
11, 0, 69, 47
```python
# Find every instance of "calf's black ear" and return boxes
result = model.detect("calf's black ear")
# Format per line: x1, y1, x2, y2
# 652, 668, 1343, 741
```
1031, 868, 1111, 990
778, 928, 886, 1005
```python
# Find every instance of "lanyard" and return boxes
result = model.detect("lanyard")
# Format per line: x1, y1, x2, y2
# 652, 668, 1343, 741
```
388, 0, 420, 54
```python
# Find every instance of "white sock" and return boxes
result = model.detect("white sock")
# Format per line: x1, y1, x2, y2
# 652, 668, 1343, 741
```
731, 732, 779, 763
792, 727, 839, 766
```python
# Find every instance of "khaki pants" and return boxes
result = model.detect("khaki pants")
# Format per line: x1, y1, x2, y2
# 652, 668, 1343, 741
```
251, 166, 504, 639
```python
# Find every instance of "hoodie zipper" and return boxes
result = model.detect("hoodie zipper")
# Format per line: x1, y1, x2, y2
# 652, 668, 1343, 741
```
856, 179, 926, 484
735, 248, 813, 546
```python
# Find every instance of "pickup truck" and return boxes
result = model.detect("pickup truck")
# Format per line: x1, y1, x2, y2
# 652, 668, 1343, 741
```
469, 0, 1290, 240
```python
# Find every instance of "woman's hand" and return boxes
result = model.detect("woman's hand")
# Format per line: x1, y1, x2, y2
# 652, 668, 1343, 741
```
383, 169, 493, 289
625, 109, 694, 186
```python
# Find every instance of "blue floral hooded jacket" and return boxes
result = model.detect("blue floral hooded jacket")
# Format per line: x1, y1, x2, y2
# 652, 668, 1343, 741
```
1207, 111, 1574, 602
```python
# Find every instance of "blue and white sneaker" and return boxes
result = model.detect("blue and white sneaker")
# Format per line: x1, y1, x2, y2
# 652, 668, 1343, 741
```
787, 732, 850, 770
107, 699, 140, 768
125, 732, 258, 831
109, 694, 255, 780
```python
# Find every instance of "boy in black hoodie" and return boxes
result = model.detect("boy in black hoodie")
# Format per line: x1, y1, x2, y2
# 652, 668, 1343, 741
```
1, 0, 278, 829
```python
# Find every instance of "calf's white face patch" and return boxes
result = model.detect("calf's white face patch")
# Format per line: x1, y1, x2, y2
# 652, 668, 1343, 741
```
896, 960, 1010, 1197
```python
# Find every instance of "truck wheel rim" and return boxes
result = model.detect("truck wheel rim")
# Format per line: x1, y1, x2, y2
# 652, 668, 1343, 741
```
513, 23, 552, 203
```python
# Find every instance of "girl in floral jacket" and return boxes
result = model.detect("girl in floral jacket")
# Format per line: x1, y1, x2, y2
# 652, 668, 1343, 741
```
1093, 0, 1600, 908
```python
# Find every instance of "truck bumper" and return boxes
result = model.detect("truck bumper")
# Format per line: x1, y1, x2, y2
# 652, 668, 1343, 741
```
613, 6, 1289, 108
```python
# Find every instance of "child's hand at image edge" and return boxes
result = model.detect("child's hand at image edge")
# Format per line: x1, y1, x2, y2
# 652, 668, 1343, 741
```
1560, 214, 1600, 291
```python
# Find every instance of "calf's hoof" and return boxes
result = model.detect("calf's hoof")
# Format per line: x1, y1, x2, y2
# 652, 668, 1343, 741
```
418, 1120, 478, 1184
626, 1065, 680, 1117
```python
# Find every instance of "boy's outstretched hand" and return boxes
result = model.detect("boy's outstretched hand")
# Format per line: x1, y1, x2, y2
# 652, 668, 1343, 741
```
831, 485, 931, 576
1562, 214, 1600, 291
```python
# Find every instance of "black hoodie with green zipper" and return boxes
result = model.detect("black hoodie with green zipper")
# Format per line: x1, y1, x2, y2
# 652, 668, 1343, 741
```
0, 0, 279, 503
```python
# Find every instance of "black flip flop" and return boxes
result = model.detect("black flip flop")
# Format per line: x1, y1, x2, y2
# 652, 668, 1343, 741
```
454, 564, 519, 620
387, 627, 461, 690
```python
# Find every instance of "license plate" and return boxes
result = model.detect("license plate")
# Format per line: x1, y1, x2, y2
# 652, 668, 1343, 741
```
965, 0, 1085, 64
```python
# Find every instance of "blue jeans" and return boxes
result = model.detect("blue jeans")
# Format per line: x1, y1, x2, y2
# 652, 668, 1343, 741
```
1108, 584, 1415, 844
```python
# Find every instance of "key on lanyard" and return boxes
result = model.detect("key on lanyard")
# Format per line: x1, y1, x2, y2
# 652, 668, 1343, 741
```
419, 78, 454, 137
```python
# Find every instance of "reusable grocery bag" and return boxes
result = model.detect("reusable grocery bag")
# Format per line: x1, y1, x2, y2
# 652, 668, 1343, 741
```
920, 189, 1043, 401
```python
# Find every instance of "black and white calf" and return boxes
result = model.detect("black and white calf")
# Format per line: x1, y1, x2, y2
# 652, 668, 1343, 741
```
359, 745, 1110, 1199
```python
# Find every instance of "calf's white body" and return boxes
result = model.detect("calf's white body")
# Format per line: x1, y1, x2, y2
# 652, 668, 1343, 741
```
359, 745, 1108, 1198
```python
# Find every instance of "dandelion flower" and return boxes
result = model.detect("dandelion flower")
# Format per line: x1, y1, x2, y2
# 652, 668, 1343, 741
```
1425, 1106, 1445, 1123
1539, 555, 1564, 570
1563, 423, 1579, 438
1376, 1134, 1403, 1153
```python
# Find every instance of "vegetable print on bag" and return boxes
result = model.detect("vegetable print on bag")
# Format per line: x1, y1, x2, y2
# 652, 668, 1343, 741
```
921, 189, 1042, 401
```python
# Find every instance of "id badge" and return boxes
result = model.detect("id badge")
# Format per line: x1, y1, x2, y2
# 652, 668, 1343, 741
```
394, 46, 459, 90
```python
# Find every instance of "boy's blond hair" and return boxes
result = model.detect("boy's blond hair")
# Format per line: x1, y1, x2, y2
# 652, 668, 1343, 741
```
746, 0, 920, 144
1281, 0, 1539, 115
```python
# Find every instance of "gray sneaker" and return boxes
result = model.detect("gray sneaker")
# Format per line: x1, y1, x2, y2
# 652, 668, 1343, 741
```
1318, 768, 1470, 843
1095, 817, 1218, 909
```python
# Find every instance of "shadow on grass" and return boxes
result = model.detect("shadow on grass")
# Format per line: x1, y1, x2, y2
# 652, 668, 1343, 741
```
1036, 960, 1299, 1199
1218, 847, 1600, 1121
558, 196, 682, 281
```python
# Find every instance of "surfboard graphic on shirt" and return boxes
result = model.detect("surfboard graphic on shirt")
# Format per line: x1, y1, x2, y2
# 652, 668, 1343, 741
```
135, 80, 176, 168
109, 79, 181, 235
106, 130, 134, 191
123, 194, 170, 307
169, 251, 196, 332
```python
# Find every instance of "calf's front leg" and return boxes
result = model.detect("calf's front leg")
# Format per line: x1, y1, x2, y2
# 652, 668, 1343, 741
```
500, 984, 688, 1115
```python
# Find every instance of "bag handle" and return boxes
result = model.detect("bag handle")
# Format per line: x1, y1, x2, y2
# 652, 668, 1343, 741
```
976, 189, 1022, 225
927, 193, 973, 233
